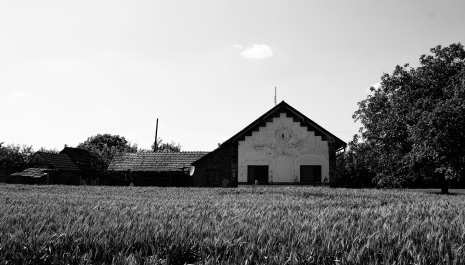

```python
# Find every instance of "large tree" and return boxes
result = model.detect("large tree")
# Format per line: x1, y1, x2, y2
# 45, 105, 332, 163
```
335, 135, 375, 188
353, 43, 465, 193
77, 134, 138, 168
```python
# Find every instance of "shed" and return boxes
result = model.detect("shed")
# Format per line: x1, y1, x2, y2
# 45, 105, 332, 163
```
107, 152, 208, 186
191, 101, 347, 187
19, 152, 82, 185
9, 168, 55, 185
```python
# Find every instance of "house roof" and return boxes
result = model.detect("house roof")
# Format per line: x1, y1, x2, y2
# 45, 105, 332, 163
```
36, 152, 80, 171
228, 101, 346, 149
193, 101, 347, 165
107, 152, 209, 172
59, 147, 102, 162
10, 168, 53, 178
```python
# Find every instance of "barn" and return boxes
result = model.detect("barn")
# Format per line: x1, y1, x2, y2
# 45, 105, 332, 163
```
191, 101, 347, 187
107, 152, 208, 186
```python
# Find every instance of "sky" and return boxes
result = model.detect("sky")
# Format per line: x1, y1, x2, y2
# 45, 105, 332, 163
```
1, 0, 465, 152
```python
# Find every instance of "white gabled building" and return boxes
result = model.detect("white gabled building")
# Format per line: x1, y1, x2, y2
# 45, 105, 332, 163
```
192, 101, 347, 187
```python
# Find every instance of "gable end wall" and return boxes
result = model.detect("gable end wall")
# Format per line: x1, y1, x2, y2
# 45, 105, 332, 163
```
238, 113, 331, 184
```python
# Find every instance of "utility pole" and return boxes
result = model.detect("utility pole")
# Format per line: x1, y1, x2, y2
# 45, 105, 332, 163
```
274, 87, 277, 106
154, 118, 158, 152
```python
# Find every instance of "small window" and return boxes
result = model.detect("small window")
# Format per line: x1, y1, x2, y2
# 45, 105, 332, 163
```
207, 169, 221, 186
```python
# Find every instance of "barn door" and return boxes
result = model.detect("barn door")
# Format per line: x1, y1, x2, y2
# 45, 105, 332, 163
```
247, 165, 269, 184
300, 165, 321, 183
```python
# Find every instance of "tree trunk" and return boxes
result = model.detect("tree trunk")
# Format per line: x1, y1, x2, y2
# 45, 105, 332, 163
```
441, 175, 449, 194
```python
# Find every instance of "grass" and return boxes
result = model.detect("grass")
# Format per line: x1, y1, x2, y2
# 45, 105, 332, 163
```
1, 185, 465, 264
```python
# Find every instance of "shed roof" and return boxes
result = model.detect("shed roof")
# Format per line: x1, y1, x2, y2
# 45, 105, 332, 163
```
107, 152, 209, 172
35, 152, 80, 171
10, 168, 53, 178
59, 147, 102, 162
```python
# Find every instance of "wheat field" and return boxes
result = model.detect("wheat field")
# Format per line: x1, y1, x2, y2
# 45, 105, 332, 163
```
1, 185, 464, 264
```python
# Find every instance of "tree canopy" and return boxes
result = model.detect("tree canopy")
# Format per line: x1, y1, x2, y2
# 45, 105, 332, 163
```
0, 142, 34, 165
351, 43, 465, 193
150, 137, 182, 153
77, 134, 138, 168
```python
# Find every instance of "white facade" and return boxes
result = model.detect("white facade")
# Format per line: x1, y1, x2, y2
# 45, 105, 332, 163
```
238, 113, 329, 183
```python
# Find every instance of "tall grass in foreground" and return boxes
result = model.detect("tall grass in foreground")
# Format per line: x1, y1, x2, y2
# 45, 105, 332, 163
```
1, 185, 465, 264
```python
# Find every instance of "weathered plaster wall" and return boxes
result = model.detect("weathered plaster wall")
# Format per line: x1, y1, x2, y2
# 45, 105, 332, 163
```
238, 113, 329, 183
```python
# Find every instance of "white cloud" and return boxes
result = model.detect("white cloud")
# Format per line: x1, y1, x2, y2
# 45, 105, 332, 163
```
366, 82, 381, 93
240, 44, 273, 59
232, 44, 243, 49
10, 91, 24, 96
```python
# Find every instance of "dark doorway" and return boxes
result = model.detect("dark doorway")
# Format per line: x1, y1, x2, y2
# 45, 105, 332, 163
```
247, 165, 269, 184
300, 165, 321, 184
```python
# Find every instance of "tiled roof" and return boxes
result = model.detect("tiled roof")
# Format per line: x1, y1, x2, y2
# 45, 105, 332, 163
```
38, 152, 80, 171
10, 168, 52, 178
60, 147, 102, 162
108, 152, 209, 172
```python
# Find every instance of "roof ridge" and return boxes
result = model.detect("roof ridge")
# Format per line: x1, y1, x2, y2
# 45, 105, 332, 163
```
38, 151, 68, 156
116, 152, 210, 158
122, 151, 209, 154
220, 100, 346, 150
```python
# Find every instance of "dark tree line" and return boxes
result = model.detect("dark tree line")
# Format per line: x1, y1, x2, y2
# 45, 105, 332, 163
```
0, 142, 34, 165
337, 43, 465, 194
